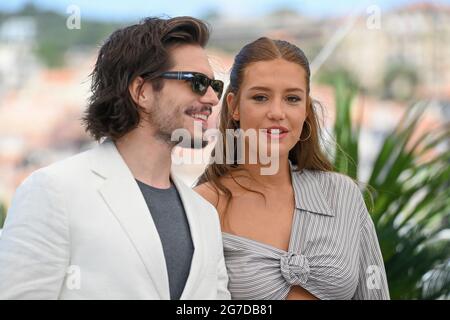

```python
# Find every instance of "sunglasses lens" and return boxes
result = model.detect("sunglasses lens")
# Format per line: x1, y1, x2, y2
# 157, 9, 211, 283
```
192, 75, 208, 95
211, 81, 224, 99
189, 74, 224, 99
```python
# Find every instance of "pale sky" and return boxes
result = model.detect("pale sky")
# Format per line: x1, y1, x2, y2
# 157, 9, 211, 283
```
2, 0, 447, 22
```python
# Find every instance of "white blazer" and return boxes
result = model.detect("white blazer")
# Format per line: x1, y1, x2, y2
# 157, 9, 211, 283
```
0, 141, 230, 300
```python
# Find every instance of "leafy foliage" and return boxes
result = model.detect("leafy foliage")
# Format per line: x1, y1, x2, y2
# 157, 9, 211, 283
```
331, 75, 450, 299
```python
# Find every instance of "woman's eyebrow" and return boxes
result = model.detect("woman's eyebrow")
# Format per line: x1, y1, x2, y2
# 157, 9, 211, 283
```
248, 86, 271, 91
285, 88, 305, 93
247, 86, 305, 93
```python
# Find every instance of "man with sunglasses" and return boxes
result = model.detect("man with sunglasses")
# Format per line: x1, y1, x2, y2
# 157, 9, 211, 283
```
0, 16, 230, 300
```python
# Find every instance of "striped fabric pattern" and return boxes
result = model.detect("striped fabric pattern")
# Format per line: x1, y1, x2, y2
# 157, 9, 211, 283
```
222, 169, 390, 300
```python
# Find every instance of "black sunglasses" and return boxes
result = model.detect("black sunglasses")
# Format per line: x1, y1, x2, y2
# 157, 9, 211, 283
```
158, 71, 224, 100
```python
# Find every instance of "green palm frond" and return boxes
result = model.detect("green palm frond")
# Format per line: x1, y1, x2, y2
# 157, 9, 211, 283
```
330, 74, 360, 179
0, 201, 6, 229
331, 80, 450, 299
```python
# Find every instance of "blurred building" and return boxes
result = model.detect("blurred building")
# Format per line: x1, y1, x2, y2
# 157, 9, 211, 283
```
337, 2, 450, 100
209, 2, 450, 102
0, 17, 40, 96
208, 9, 319, 54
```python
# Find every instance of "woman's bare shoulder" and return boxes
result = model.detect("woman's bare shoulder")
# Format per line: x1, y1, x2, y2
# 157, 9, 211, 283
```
193, 182, 220, 207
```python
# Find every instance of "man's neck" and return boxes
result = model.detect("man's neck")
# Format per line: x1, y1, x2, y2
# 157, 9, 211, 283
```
115, 129, 173, 189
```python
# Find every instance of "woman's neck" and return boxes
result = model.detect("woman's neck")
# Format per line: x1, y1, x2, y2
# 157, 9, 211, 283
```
239, 156, 292, 190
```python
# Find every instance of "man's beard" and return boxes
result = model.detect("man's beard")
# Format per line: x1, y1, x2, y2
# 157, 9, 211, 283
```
145, 98, 208, 149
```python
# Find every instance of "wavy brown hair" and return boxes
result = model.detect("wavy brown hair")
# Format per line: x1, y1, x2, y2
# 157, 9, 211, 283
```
83, 16, 210, 141
197, 37, 334, 214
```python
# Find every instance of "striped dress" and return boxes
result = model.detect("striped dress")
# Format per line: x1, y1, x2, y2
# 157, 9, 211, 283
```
222, 168, 390, 300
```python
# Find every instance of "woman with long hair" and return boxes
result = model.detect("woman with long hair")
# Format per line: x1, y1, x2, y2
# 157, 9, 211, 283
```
195, 37, 389, 300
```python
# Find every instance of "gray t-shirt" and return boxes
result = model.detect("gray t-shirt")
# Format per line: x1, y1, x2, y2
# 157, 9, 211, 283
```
136, 179, 194, 300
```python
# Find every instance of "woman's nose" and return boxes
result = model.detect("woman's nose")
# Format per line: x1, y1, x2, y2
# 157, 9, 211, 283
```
267, 101, 285, 120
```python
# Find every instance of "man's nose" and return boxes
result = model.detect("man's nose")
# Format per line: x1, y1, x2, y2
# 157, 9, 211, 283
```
199, 86, 220, 106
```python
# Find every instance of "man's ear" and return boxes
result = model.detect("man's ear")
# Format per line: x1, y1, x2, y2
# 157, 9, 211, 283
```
227, 92, 240, 121
128, 76, 151, 108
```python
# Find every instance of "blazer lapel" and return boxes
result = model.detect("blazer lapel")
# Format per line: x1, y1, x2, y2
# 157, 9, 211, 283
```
89, 141, 170, 299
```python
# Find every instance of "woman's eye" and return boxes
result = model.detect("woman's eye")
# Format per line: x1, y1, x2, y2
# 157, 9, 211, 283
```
287, 96, 301, 103
252, 95, 268, 102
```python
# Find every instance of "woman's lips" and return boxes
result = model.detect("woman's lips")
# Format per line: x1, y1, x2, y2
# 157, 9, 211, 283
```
263, 127, 289, 139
